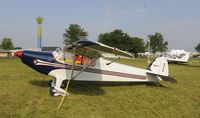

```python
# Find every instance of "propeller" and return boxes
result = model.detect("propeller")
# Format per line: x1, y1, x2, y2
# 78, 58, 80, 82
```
14, 50, 23, 58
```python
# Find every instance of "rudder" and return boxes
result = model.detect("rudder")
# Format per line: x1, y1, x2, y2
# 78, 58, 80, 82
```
147, 57, 169, 76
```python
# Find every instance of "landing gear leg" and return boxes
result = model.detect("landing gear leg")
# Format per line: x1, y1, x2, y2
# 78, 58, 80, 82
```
49, 78, 69, 96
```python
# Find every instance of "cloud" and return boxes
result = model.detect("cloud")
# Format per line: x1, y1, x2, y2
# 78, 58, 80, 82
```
104, 6, 146, 21
84, 19, 117, 40
162, 0, 180, 3
84, 5, 147, 41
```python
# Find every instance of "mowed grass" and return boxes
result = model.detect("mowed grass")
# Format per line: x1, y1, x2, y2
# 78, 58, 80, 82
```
0, 57, 200, 118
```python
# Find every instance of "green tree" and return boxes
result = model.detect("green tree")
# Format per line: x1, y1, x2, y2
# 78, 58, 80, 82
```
0, 37, 14, 50
63, 24, 88, 44
195, 43, 200, 52
98, 29, 131, 51
147, 32, 168, 53
129, 37, 145, 57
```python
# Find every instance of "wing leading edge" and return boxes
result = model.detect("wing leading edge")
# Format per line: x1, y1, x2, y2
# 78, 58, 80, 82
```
74, 40, 133, 58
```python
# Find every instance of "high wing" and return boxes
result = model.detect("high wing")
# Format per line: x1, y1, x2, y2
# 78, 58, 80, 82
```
71, 40, 133, 58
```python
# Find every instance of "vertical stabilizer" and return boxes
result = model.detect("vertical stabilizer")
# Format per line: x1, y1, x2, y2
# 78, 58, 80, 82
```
181, 53, 190, 62
147, 57, 169, 76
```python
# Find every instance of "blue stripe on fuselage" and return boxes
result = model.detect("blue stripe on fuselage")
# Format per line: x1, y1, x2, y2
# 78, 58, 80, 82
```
21, 50, 57, 75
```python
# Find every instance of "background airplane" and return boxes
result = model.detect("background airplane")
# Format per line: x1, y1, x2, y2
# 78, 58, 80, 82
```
163, 49, 190, 63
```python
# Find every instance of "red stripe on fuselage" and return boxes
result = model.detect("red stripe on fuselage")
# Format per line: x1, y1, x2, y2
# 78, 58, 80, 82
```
35, 59, 147, 80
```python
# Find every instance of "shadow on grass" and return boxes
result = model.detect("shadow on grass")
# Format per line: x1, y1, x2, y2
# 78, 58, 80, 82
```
70, 81, 170, 96
171, 63, 200, 68
29, 80, 50, 87
184, 63, 200, 67
29, 80, 165, 96
68, 81, 167, 95
29, 80, 105, 96
67, 81, 105, 96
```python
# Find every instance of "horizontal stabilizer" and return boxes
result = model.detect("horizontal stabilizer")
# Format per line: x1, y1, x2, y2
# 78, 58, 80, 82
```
159, 75, 177, 83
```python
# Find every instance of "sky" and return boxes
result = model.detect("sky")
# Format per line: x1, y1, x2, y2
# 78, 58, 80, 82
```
0, 0, 200, 52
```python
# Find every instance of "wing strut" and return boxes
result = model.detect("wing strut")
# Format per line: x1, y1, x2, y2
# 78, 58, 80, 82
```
57, 47, 77, 111
71, 55, 100, 80
57, 47, 100, 111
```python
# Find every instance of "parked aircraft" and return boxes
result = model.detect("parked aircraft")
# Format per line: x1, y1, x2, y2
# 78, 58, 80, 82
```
163, 49, 190, 63
15, 40, 176, 97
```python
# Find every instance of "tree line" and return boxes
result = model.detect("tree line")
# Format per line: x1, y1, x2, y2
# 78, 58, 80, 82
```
0, 38, 14, 50
64, 24, 169, 57
1, 24, 200, 54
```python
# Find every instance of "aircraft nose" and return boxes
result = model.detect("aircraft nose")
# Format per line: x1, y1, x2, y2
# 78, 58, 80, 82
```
15, 50, 23, 58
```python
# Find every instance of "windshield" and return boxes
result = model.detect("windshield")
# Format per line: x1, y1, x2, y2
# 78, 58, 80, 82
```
52, 47, 63, 58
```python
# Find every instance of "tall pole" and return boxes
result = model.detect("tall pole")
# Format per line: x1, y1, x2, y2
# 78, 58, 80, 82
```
147, 39, 151, 63
36, 17, 43, 49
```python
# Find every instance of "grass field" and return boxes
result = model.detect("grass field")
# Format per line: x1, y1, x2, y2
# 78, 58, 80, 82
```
0, 57, 200, 118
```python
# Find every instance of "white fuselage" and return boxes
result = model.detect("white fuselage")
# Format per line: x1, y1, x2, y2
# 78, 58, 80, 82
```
48, 58, 158, 82
164, 53, 190, 63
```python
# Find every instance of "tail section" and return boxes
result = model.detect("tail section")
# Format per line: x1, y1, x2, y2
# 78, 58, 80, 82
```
181, 53, 190, 62
147, 57, 169, 76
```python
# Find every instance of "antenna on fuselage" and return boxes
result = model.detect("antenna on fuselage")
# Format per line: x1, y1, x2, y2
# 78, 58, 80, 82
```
147, 38, 151, 64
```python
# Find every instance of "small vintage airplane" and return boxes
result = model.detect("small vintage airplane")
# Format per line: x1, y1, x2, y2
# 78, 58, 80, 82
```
15, 40, 176, 97
163, 49, 190, 63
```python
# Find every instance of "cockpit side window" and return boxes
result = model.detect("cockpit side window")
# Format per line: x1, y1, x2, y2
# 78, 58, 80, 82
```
57, 50, 97, 67
54, 46, 100, 68
52, 48, 63, 58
